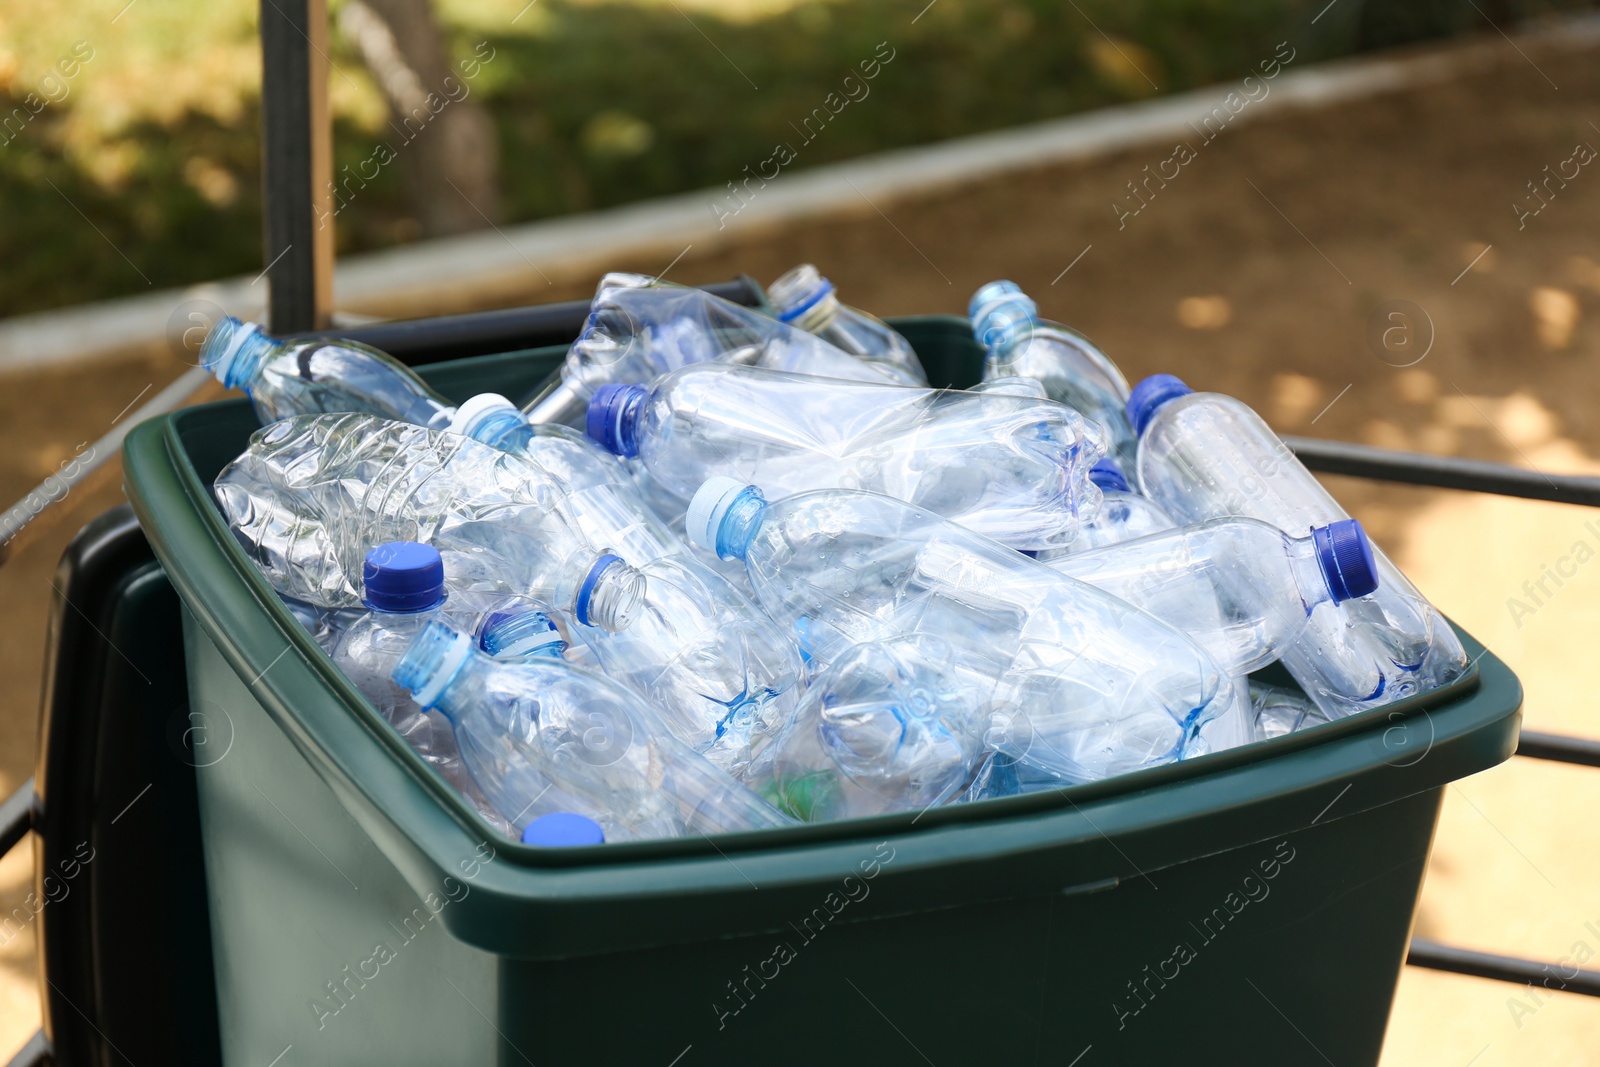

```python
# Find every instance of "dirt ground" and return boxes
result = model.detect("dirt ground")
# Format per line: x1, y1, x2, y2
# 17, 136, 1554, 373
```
2, 26, 1599, 1065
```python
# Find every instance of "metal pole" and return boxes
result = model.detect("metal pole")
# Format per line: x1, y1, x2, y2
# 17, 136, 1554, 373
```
259, 0, 334, 332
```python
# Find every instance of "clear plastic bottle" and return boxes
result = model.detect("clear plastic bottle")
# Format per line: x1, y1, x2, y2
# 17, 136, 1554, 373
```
570, 552, 801, 776
1048, 515, 1379, 676
586, 362, 1106, 552
201, 316, 454, 428
969, 280, 1138, 472
200, 317, 634, 491
391, 620, 795, 841
1129, 374, 1469, 714
1041, 460, 1176, 557
766, 264, 926, 384
686, 478, 1237, 783
328, 542, 506, 832
741, 635, 984, 822
214, 413, 646, 631
523, 273, 925, 426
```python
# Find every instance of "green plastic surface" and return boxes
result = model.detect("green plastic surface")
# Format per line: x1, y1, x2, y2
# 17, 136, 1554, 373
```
122, 317, 1522, 1066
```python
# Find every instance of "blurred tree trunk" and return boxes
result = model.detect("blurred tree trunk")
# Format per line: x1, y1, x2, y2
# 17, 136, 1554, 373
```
339, 0, 502, 237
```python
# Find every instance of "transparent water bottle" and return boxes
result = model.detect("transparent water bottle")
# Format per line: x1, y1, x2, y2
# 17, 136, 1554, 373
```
969, 280, 1138, 472
586, 362, 1106, 552
686, 478, 1237, 782
328, 542, 506, 831
214, 414, 646, 631
571, 552, 801, 775
1048, 516, 1379, 676
391, 620, 795, 841
1129, 374, 1469, 714
200, 317, 633, 491
201, 316, 453, 428
766, 264, 926, 384
523, 273, 925, 426
742, 635, 984, 822
1040, 460, 1175, 557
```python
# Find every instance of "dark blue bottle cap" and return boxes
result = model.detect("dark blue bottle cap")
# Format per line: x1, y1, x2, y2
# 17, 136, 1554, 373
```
1125, 374, 1194, 436
521, 812, 605, 847
1088, 459, 1131, 494
362, 542, 446, 613
585, 384, 646, 457
1312, 519, 1379, 603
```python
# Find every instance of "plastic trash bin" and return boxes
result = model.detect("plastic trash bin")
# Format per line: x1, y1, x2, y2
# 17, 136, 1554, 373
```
121, 314, 1521, 1067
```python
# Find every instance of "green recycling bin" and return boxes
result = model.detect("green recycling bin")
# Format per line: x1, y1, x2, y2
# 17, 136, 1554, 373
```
121, 315, 1521, 1066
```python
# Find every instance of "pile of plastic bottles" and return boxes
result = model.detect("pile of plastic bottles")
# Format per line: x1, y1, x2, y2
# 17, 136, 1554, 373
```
206, 267, 1468, 846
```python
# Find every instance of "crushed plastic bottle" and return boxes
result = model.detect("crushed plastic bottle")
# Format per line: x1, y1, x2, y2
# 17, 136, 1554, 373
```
767, 264, 926, 384
523, 273, 925, 426
391, 620, 795, 841
214, 414, 646, 631
686, 478, 1237, 782
969, 280, 1138, 471
1048, 515, 1379, 676
587, 361, 1106, 552
742, 634, 984, 821
1129, 375, 1469, 715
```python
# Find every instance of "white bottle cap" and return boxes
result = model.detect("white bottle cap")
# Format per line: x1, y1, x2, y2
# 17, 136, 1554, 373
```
685, 477, 753, 553
446, 392, 519, 436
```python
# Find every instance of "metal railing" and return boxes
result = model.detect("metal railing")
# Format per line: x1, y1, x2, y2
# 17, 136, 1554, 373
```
1283, 436, 1600, 1002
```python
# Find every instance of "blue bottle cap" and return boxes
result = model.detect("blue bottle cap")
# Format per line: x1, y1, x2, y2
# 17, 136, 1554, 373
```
585, 384, 646, 457
362, 542, 446, 613
478, 608, 566, 659
1312, 519, 1379, 603
1125, 374, 1194, 436
521, 812, 605, 847
1088, 459, 1131, 494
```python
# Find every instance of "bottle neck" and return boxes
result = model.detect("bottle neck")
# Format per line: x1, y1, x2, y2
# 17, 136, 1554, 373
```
787, 289, 841, 333
202, 318, 280, 392
559, 553, 646, 632
614, 388, 647, 458
393, 622, 475, 713
1285, 535, 1332, 614
466, 407, 534, 455
717, 490, 768, 561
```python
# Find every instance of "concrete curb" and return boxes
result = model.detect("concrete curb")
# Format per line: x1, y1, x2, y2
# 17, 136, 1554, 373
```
3, 14, 1596, 373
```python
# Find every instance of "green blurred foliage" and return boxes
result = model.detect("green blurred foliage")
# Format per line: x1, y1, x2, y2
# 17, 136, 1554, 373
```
0, 0, 1592, 317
